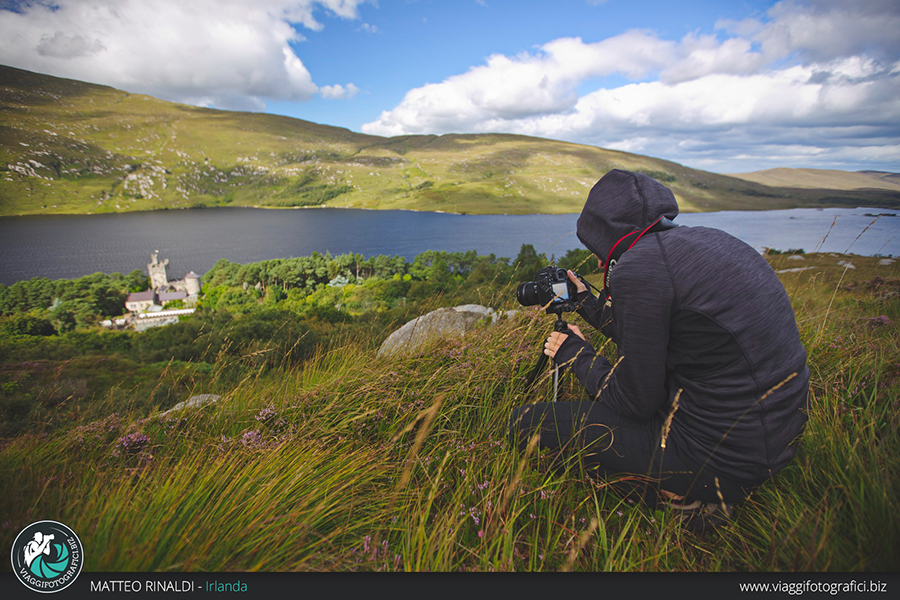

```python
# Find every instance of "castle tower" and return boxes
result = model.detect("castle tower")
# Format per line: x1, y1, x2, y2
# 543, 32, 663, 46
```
148, 251, 169, 291
184, 271, 202, 296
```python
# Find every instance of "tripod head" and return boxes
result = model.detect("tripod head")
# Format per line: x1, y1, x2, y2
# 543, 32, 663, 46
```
552, 316, 570, 333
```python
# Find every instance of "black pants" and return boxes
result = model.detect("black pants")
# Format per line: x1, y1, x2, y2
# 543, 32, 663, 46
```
508, 401, 755, 505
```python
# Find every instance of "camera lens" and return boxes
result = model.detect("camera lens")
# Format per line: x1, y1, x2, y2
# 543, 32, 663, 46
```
516, 281, 541, 306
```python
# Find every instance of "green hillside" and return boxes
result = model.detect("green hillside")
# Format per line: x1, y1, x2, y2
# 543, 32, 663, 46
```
729, 168, 900, 192
2, 64, 899, 216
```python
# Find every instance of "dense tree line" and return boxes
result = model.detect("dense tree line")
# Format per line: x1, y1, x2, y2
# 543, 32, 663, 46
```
0, 308, 319, 368
0, 244, 602, 346
0, 270, 148, 333
201, 246, 598, 306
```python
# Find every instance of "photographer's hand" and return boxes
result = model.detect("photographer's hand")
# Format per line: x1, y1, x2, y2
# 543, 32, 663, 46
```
544, 324, 586, 359
567, 270, 587, 294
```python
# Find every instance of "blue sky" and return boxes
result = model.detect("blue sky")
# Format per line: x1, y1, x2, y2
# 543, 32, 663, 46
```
282, 1, 771, 129
1, 0, 898, 174
285, 1, 776, 125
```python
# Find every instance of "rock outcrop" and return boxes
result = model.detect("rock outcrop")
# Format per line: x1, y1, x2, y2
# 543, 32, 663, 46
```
377, 304, 509, 357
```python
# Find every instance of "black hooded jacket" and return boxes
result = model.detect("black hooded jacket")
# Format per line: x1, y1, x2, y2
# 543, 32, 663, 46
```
555, 170, 810, 487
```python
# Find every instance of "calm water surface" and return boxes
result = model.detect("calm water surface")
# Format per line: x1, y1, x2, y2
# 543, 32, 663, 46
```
0, 206, 897, 285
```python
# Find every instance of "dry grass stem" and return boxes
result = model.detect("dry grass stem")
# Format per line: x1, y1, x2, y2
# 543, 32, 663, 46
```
562, 517, 599, 572
660, 388, 683, 450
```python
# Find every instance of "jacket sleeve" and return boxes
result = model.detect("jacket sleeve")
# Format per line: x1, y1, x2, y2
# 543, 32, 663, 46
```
575, 290, 616, 340
554, 245, 674, 422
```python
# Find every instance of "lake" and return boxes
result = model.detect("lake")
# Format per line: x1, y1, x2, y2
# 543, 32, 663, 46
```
0, 206, 897, 285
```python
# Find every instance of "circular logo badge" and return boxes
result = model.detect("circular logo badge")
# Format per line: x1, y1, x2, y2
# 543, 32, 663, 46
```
10, 520, 83, 593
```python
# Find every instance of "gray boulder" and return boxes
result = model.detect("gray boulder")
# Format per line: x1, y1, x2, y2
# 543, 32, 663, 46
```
378, 305, 498, 358
159, 394, 221, 417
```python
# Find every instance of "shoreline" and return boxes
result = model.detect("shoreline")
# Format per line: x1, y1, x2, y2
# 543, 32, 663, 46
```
3, 203, 899, 220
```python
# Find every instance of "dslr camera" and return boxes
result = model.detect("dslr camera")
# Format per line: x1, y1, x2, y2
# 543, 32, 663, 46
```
516, 266, 585, 315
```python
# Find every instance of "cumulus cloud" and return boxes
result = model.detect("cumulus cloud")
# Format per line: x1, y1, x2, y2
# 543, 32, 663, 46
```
364, 30, 673, 136
363, 0, 900, 172
320, 82, 360, 99
721, 0, 900, 64
0, 0, 367, 109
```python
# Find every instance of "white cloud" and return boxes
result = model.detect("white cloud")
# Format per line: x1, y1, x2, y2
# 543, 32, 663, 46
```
363, 30, 673, 136
36, 31, 106, 59
661, 34, 765, 83
0, 0, 369, 110
320, 82, 360, 99
723, 0, 900, 64
363, 0, 900, 172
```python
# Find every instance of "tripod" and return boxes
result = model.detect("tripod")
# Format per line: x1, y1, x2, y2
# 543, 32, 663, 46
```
524, 315, 570, 402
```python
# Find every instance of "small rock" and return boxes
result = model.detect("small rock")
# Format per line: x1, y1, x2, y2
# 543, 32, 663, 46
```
159, 394, 220, 417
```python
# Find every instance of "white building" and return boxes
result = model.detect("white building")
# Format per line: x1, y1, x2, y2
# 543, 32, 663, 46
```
124, 290, 156, 313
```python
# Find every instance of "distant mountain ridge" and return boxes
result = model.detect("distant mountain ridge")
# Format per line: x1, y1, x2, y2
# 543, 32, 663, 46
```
2, 64, 899, 216
728, 168, 900, 192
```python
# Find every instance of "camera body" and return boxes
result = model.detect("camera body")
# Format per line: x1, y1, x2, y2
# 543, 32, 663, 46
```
516, 266, 583, 315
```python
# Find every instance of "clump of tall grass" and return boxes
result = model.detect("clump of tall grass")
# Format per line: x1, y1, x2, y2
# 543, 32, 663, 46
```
0, 253, 897, 571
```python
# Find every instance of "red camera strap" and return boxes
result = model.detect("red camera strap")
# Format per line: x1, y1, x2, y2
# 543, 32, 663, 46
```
603, 216, 664, 294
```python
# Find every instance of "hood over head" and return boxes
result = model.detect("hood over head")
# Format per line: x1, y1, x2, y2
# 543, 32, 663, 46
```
577, 169, 679, 260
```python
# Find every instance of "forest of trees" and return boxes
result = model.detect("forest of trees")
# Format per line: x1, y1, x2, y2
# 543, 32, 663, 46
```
0, 245, 599, 334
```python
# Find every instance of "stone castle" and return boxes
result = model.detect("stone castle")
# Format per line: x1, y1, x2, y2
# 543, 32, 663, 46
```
124, 251, 201, 315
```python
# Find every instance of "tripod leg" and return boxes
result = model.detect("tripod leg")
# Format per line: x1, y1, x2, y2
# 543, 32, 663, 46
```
524, 318, 569, 396
524, 351, 549, 391
552, 364, 559, 402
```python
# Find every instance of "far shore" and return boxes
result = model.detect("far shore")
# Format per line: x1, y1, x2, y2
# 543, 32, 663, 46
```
4, 200, 900, 219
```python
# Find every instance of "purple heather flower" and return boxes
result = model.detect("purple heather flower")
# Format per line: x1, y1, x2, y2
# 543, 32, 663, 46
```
115, 432, 150, 455
240, 429, 263, 448
255, 406, 278, 422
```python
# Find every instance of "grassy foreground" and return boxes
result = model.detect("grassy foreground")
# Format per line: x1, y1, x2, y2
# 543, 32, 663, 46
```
0, 253, 898, 572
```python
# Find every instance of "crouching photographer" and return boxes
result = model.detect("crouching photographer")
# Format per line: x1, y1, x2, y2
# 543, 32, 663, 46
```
509, 170, 810, 533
